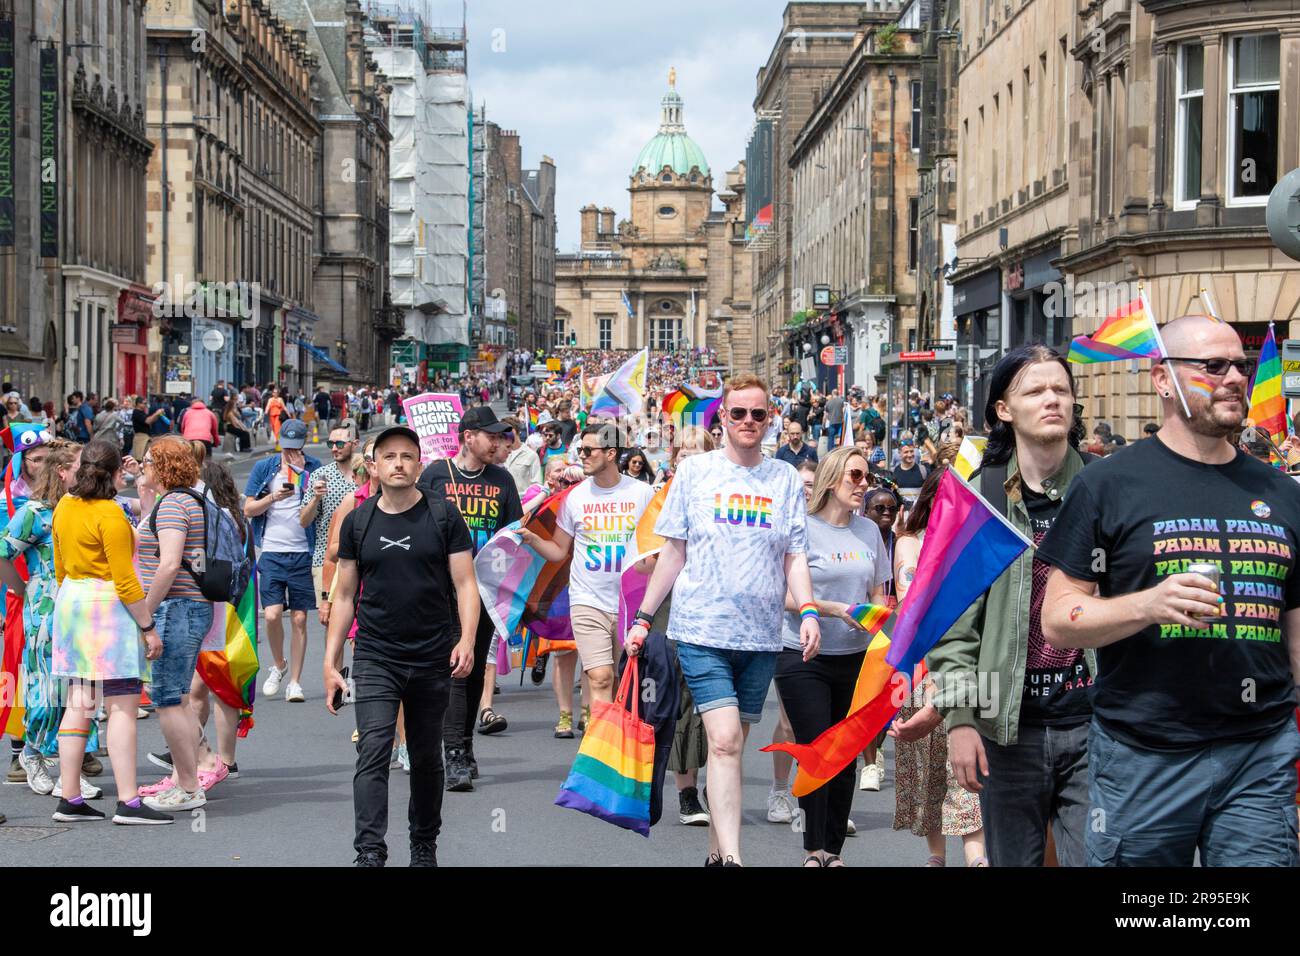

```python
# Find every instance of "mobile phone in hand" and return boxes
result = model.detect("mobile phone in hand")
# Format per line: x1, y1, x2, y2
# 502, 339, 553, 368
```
332, 666, 350, 710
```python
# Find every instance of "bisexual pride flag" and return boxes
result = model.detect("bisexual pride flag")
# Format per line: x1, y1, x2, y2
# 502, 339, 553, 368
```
765, 468, 1030, 796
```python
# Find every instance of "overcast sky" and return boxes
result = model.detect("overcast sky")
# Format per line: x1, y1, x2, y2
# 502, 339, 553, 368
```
432, 0, 796, 251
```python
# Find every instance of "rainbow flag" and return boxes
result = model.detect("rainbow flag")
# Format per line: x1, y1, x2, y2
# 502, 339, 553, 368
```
475, 486, 576, 644
590, 348, 648, 417
1067, 297, 1162, 363
196, 565, 260, 736
526, 406, 540, 433
765, 470, 1030, 796
287, 464, 305, 495
565, 366, 582, 383
847, 603, 891, 633
616, 480, 671, 638
662, 385, 723, 431
1247, 323, 1286, 450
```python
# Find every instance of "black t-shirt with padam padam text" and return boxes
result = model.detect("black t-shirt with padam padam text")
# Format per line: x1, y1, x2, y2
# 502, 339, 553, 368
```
338, 493, 473, 668
1035, 436, 1300, 750
417, 459, 523, 555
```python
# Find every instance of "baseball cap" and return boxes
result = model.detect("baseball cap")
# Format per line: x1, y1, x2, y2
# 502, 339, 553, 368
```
374, 425, 421, 451
460, 406, 511, 434
279, 419, 308, 449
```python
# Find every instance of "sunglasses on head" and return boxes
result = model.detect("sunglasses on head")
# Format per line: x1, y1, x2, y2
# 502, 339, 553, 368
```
899, 439, 914, 447
727, 406, 768, 423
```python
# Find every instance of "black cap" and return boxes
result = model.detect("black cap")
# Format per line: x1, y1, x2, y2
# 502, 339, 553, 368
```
373, 425, 421, 450
459, 406, 511, 434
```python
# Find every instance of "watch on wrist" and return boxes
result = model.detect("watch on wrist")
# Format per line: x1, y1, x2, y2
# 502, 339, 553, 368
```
633, 610, 654, 628
321, 591, 330, 600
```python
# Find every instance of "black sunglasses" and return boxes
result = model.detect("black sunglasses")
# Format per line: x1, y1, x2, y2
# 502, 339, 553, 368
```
326, 440, 351, 449
727, 407, 768, 423
577, 445, 613, 458
1161, 357, 1253, 378
869, 503, 899, 514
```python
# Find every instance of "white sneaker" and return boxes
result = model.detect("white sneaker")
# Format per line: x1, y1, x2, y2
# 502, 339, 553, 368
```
52, 774, 104, 800
143, 784, 207, 812
20, 753, 54, 795
263, 664, 287, 697
859, 763, 882, 792
846, 817, 858, 836
285, 681, 305, 703
767, 788, 796, 823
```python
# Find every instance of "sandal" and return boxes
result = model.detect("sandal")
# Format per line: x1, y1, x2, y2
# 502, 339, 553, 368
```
823, 854, 845, 867
968, 856, 989, 867
477, 707, 508, 736
802, 855, 825, 867
924, 854, 946, 867
554, 711, 574, 739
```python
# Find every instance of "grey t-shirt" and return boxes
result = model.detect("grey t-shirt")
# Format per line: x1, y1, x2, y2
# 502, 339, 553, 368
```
781, 514, 892, 655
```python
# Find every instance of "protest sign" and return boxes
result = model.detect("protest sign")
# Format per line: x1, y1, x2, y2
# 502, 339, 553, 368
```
401, 392, 463, 462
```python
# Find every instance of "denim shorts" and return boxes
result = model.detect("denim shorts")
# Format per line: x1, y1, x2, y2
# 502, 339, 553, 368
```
152, 598, 214, 708
675, 642, 779, 725
258, 551, 316, 612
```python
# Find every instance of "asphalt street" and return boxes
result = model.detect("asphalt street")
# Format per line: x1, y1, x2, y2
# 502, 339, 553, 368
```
0, 413, 970, 866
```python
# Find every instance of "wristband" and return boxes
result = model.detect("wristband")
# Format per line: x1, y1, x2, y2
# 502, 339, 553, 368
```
634, 609, 655, 628
140, 621, 156, 634
799, 602, 819, 621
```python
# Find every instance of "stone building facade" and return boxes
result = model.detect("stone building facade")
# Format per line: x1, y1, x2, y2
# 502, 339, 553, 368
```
748, 2, 869, 384
788, 1, 925, 406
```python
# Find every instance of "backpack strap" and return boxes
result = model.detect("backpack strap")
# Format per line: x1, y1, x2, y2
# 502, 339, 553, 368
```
351, 495, 382, 571
147, 487, 211, 586
973, 462, 1010, 518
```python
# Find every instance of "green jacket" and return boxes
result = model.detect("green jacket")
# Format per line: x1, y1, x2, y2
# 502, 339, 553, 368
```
926, 446, 1097, 746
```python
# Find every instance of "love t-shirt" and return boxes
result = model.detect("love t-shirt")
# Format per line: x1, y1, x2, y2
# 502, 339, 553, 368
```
557, 474, 657, 613
1035, 436, 1300, 750
654, 450, 807, 652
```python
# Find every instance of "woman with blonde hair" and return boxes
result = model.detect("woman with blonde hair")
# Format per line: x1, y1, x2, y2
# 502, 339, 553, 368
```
773, 445, 893, 865
50, 440, 167, 824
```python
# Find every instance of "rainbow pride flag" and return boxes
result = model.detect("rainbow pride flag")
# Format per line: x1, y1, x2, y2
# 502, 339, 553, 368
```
1067, 297, 1162, 363
565, 366, 582, 382
196, 565, 260, 736
765, 470, 1030, 796
848, 603, 891, 633
616, 480, 671, 637
1247, 323, 1286, 450
662, 385, 723, 431
590, 348, 648, 417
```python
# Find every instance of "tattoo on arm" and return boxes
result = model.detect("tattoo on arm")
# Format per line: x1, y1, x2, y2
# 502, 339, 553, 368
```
1069, 605, 1084, 621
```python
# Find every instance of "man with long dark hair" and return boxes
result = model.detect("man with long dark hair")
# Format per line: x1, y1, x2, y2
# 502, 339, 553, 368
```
893, 343, 1096, 866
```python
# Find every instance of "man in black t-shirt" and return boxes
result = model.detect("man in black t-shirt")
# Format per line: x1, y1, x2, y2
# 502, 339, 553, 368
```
417, 405, 523, 792
898, 345, 1094, 866
326, 425, 478, 868
890, 436, 928, 507
1039, 315, 1300, 867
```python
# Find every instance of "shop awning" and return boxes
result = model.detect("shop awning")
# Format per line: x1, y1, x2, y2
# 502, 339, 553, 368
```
300, 342, 350, 376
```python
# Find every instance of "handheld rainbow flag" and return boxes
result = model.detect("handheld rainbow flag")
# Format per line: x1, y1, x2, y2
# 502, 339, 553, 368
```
661, 384, 723, 431
765, 469, 1030, 796
1247, 323, 1286, 452
590, 348, 648, 417
847, 603, 892, 633
196, 564, 261, 736
1067, 297, 1162, 363
526, 406, 540, 434
287, 463, 305, 495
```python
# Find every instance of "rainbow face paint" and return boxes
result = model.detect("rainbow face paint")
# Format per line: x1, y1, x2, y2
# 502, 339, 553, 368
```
1187, 376, 1215, 400
712, 493, 774, 528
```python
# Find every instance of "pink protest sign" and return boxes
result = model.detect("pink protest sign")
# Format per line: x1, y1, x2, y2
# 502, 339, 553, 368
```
402, 393, 463, 462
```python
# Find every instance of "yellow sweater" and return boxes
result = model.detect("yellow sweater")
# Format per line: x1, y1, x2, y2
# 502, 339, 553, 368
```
52, 496, 146, 605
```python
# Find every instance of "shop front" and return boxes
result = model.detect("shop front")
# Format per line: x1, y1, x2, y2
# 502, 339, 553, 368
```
1005, 245, 1071, 351
951, 268, 1002, 416
114, 287, 155, 397
881, 347, 959, 449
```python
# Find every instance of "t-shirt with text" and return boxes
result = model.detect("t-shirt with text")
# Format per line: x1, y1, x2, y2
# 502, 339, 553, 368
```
655, 450, 808, 652
418, 459, 523, 555
558, 474, 657, 613
781, 514, 891, 655
1035, 436, 1300, 750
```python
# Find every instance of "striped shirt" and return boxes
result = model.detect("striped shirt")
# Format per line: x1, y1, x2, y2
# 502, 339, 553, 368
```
136, 491, 208, 600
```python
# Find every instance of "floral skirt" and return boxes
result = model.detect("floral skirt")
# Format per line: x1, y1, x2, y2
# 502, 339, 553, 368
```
51, 577, 150, 683
891, 704, 982, 837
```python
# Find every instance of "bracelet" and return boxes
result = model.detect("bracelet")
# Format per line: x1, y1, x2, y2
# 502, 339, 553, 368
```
799, 602, 819, 621
634, 609, 655, 627
140, 621, 156, 634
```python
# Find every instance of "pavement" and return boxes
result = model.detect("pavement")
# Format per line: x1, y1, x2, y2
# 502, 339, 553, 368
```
0, 407, 973, 866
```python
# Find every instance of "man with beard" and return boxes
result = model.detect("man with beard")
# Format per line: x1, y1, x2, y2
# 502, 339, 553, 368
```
1038, 315, 1300, 866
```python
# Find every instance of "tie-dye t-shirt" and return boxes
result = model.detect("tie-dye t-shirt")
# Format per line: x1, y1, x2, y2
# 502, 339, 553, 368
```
654, 450, 807, 652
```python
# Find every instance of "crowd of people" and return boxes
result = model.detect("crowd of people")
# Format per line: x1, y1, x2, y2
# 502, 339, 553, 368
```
1, 316, 1297, 869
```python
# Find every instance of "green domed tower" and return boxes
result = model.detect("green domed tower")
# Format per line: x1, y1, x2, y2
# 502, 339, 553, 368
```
628, 69, 713, 246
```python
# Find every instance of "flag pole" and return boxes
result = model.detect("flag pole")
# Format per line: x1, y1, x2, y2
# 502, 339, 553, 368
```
1199, 286, 1221, 323
1141, 287, 1192, 420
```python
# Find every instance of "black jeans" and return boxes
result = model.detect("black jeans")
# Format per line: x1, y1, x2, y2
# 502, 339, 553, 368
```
353, 656, 451, 857
443, 607, 494, 752
976, 720, 1090, 866
774, 647, 865, 855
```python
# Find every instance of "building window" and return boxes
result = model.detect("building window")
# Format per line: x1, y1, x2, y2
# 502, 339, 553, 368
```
554, 316, 566, 344
598, 317, 612, 350
658, 205, 677, 217
652, 318, 681, 352
661, 173, 673, 183
907, 198, 919, 271
1175, 42, 1204, 209
910, 79, 922, 150
1226, 33, 1279, 204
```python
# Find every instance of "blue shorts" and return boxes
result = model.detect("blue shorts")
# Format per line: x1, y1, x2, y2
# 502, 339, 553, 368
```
1087, 717, 1300, 867
152, 598, 214, 708
258, 551, 316, 613
675, 642, 778, 725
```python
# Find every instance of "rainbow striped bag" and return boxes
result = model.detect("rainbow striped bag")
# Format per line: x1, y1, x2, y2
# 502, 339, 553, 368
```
555, 656, 655, 836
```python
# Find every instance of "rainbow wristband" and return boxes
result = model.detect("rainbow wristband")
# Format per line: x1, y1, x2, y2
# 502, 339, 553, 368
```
799, 602, 819, 621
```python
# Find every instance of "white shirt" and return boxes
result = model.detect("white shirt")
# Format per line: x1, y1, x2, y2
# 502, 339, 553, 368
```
558, 474, 656, 613
261, 473, 310, 553
654, 450, 808, 651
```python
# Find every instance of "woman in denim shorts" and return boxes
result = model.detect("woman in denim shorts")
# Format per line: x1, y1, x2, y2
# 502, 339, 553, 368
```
135, 437, 215, 813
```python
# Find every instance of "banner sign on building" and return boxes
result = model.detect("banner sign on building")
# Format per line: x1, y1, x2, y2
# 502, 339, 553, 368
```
39, 46, 58, 258
744, 118, 774, 232
401, 392, 464, 463
0, 18, 14, 247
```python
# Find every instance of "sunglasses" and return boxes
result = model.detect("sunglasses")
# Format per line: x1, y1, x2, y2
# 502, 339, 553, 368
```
727, 407, 768, 423
326, 440, 351, 449
577, 445, 613, 458
1162, 357, 1253, 378
899, 440, 914, 447
869, 503, 899, 514
844, 468, 870, 486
